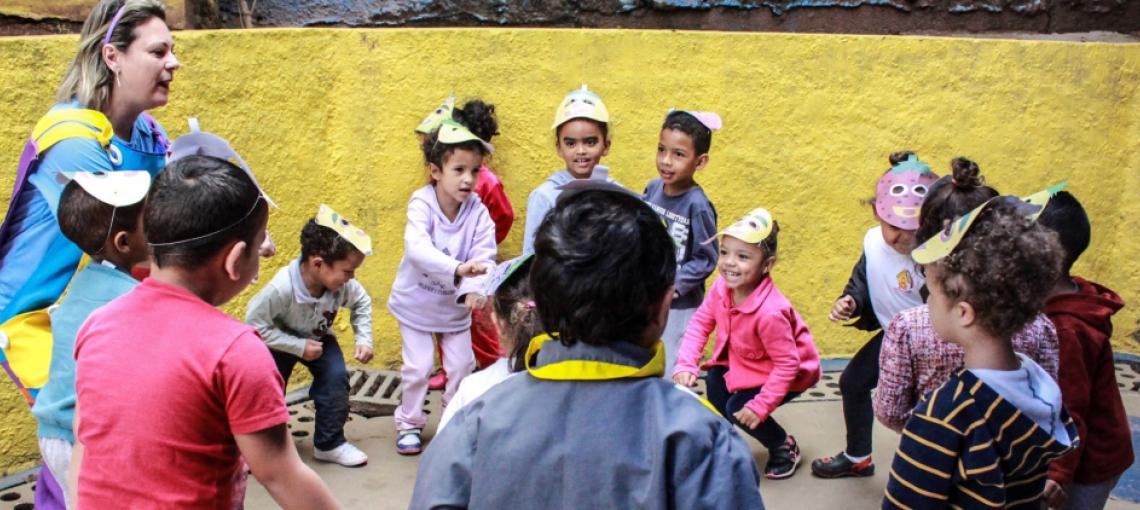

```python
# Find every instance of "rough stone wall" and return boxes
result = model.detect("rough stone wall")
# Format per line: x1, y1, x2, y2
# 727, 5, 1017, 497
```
201, 0, 1140, 34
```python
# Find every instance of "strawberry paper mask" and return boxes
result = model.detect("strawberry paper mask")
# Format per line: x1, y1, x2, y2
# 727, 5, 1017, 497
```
875, 155, 938, 231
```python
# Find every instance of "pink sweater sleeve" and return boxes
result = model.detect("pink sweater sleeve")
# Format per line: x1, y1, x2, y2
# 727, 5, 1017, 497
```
405, 198, 461, 280
456, 207, 499, 299
744, 310, 802, 423
672, 284, 719, 378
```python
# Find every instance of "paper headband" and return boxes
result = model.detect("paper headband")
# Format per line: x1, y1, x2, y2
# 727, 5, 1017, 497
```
415, 94, 457, 135
168, 118, 278, 208
705, 207, 774, 245
316, 204, 373, 256
552, 85, 610, 130
875, 155, 939, 231
667, 109, 723, 132
435, 120, 495, 153
483, 253, 534, 297
910, 181, 1068, 264
61, 170, 151, 207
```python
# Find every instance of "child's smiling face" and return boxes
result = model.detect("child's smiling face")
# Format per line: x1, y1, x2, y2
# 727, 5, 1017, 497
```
556, 119, 610, 179
431, 147, 483, 213
656, 128, 707, 192
718, 236, 774, 296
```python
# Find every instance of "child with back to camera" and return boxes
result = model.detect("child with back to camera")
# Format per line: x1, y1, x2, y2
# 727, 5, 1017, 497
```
812, 152, 937, 479
246, 205, 374, 467
883, 193, 1078, 510
416, 95, 515, 390
1037, 190, 1132, 510
388, 120, 497, 455
30, 171, 150, 507
72, 149, 338, 508
412, 185, 765, 509
437, 254, 540, 432
873, 158, 1059, 433
673, 207, 821, 480
643, 109, 721, 376
522, 85, 619, 254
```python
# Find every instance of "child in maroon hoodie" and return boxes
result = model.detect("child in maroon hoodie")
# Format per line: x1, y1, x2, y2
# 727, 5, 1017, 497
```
1038, 190, 1132, 510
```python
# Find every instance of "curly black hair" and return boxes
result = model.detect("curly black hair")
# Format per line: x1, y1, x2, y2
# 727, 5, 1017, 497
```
928, 199, 1063, 339
300, 218, 361, 263
531, 189, 676, 347
661, 111, 713, 156
452, 99, 498, 143
420, 130, 487, 170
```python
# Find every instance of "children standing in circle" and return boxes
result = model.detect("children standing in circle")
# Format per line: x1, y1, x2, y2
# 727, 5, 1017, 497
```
643, 109, 721, 376
437, 254, 540, 432
522, 85, 618, 255
415, 96, 516, 389
673, 208, 821, 480
811, 152, 937, 479
246, 204, 374, 467
388, 120, 497, 455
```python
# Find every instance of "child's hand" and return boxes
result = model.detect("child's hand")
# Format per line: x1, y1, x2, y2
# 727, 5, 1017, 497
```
464, 293, 487, 312
302, 339, 324, 361
673, 371, 698, 387
733, 407, 762, 430
455, 261, 492, 278
1043, 480, 1067, 509
354, 345, 374, 364
829, 295, 857, 322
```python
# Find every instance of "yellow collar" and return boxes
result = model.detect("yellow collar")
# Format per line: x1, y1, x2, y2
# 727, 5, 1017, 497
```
524, 333, 665, 381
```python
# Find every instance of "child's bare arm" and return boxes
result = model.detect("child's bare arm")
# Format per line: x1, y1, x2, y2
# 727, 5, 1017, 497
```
237, 424, 341, 510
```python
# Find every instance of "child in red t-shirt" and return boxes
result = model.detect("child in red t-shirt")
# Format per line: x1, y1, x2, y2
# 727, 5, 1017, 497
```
71, 135, 338, 509
1038, 191, 1133, 510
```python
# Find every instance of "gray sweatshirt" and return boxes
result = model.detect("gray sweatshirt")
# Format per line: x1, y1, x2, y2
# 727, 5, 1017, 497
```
246, 259, 373, 358
411, 340, 766, 509
643, 179, 718, 310
522, 166, 617, 255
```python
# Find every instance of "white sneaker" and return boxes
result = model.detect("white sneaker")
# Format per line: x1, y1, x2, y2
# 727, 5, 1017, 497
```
314, 442, 368, 467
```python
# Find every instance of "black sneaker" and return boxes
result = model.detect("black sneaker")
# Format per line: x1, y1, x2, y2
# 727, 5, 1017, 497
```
764, 435, 801, 480
810, 451, 875, 478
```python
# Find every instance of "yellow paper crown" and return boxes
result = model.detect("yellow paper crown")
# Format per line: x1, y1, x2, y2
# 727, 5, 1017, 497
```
415, 94, 456, 135
551, 84, 610, 130
704, 207, 774, 245
436, 119, 495, 153
316, 204, 372, 256
910, 181, 1068, 264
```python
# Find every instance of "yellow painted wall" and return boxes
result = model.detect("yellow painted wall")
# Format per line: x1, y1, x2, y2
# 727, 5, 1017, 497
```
0, 28, 1137, 473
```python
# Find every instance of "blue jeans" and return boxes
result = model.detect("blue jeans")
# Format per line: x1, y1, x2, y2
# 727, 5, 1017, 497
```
272, 335, 349, 451
705, 365, 801, 449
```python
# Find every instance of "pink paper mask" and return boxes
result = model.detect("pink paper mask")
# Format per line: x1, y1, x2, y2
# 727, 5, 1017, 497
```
875, 155, 938, 231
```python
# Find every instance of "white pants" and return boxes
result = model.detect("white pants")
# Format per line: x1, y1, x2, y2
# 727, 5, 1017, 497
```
395, 324, 475, 431
38, 437, 73, 509
661, 307, 697, 378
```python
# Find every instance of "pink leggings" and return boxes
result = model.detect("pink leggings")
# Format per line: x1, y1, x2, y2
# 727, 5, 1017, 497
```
395, 323, 475, 431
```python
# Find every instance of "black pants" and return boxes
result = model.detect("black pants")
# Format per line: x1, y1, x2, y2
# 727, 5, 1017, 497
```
271, 335, 350, 451
839, 331, 883, 457
705, 366, 801, 450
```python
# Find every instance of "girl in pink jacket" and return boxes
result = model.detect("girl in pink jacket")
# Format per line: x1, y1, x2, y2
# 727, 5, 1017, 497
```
388, 120, 498, 455
673, 207, 821, 480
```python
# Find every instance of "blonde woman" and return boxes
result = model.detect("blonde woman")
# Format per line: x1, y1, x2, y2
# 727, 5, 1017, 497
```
0, 1, 177, 507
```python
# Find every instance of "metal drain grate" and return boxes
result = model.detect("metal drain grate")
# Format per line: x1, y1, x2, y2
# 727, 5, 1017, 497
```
1116, 361, 1140, 394
0, 474, 34, 510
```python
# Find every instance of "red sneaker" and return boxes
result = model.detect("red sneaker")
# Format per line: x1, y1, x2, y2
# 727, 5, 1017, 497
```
428, 371, 447, 391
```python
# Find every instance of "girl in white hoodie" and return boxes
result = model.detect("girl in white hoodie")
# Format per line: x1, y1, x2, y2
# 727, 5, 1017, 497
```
387, 120, 497, 455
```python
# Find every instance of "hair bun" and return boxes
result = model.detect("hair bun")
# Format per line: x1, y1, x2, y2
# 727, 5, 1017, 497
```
453, 99, 498, 142
950, 157, 984, 189
889, 150, 916, 166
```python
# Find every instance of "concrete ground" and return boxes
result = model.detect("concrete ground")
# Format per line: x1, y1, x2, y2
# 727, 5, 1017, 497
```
3, 365, 1139, 509
242, 367, 1140, 510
